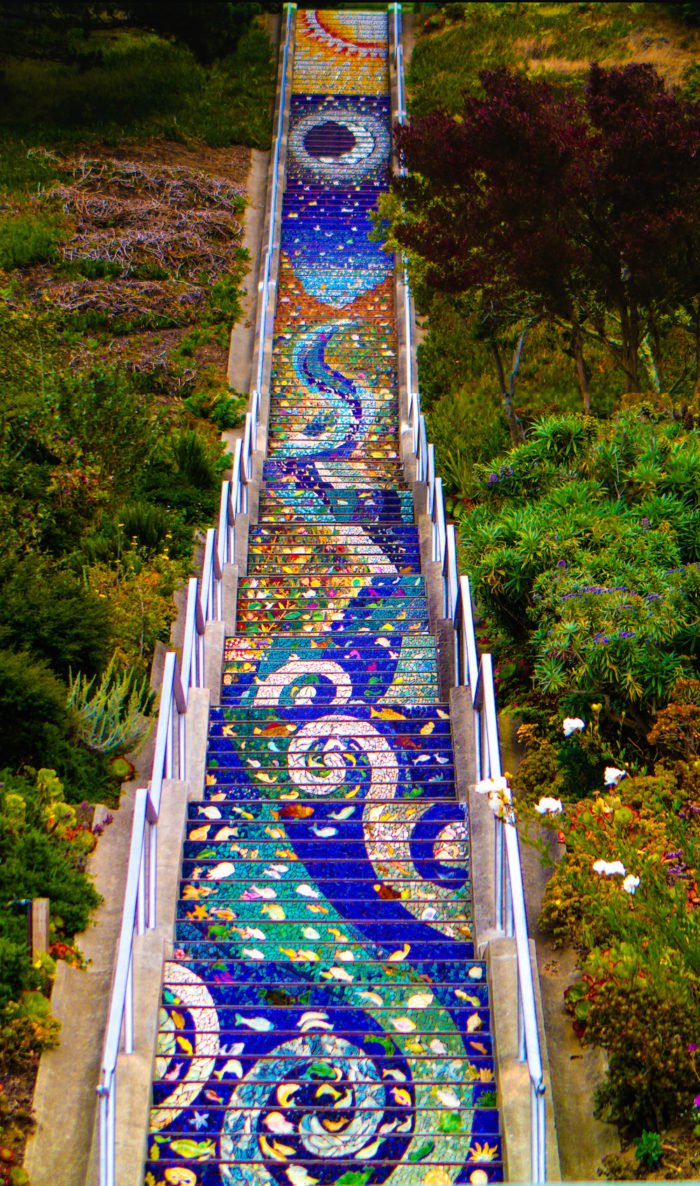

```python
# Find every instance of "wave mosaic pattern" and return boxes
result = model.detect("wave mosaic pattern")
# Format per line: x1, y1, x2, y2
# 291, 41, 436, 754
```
145, 11, 503, 1185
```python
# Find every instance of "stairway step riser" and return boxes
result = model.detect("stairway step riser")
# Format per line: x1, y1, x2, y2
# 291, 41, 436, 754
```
185, 820, 462, 835
224, 638, 438, 648
158, 1014, 491, 1031
240, 579, 425, 590
146, 16, 503, 1184
250, 528, 420, 538
188, 808, 462, 821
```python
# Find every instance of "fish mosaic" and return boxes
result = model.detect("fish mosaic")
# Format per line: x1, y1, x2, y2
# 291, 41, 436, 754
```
145, 10, 502, 1186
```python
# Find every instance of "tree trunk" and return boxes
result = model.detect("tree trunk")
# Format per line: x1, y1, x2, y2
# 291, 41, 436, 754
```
571, 321, 591, 413
490, 339, 523, 445
693, 302, 700, 397
618, 299, 642, 392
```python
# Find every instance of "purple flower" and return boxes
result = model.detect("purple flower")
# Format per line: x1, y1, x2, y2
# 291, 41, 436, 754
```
557, 559, 568, 569
619, 631, 636, 639
694, 1093, 700, 1107
487, 472, 500, 487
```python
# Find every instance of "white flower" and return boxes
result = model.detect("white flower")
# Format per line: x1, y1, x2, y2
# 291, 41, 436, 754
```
535, 796, 563, 815
592, 859, 626, 877
474, 776, 509, 795
604, 766, 627, 786
563, 717, 585, 736
488, 791, 509, 820
622, 874, 640, 895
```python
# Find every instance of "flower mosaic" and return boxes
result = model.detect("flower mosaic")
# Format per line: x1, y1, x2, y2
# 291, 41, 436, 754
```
145, 11, 502, 1185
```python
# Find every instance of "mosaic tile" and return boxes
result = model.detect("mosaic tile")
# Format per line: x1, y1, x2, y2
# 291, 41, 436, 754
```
144, 10, 501, 1185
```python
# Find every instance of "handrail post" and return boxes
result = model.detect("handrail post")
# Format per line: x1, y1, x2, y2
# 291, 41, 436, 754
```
97, 1084, 111, 1186
427, 442, 435, 513
536, 1085, 547, 1182
148, 818, 157, 931
218, 481, 230, 568
123, 950, 134, 1055
137, 841, 146, 936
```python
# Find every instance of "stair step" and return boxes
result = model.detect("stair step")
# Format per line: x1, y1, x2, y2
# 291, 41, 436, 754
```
262, 463, 408, 486
188, 808, 461, 824
187, 801, 462, 817
250, 524, 419, 536
145, 13, 503, 1184
224, 634, 437, 654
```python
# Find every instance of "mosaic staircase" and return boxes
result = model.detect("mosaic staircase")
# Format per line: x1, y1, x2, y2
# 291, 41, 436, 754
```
145, 11, 503, 1185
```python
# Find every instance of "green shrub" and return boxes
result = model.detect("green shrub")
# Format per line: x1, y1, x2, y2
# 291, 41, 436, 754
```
119, 500, 171, 552
0, 41, 200, 130
0, 25, 274, 150
635, 1131, 663, 1169
0, 555, 110, 679
0, 938, 30, 1013
0, 993, 61, 1073
36, 734, 115, 805
178, 27, 275, 149
169, 428, 221, 489
52, 364, 161, 499
0, 650, 68, 767
184, 389, 246, 432
586, 973, 699, 1133
0, 770, 101, 1006
460, 411, 700, 735
0, 211, 64, 270
542, 737, 700, 1132
209, 264, 247, 324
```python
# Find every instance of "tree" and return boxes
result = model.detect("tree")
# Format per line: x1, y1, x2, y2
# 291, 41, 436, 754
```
0, 2, 265, 65
584, 64, 700, 394
392, 65, 700, 405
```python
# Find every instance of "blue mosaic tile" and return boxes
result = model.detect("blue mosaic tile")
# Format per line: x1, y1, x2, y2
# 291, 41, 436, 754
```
144, 9, 502, 1185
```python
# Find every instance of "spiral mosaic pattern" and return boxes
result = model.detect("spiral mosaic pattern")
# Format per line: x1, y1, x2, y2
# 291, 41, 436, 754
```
144, 11, 502, 1186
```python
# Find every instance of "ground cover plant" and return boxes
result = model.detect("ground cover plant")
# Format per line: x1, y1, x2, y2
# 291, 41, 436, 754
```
0, 5, 275, 1169
389, 2, 700, 1174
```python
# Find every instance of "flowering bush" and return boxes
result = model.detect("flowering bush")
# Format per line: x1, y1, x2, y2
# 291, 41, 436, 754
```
461, 411, 700, 744
541, 746, 700, 1132
0, 770, 100, 1010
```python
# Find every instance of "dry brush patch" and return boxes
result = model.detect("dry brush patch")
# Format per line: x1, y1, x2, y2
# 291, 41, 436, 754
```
26, 146, 249, 388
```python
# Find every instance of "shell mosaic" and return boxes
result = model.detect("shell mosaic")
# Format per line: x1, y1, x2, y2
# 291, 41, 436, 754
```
145, 11, 503, 1186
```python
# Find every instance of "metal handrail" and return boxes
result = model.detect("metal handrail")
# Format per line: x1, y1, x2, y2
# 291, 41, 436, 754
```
426, 442, 435, 514
253, 3, 295, 396
96, 11, 296, 1185
217, 480, 234, 569
96, 582, 216, 1186
444, 523, 459, 620
392, 7, 547, 1178
97, 785, 149, 1186
97, 516, 231, 1184
180, 577, 200, 703
200, 527, 222, 624
432, 476, 446, 564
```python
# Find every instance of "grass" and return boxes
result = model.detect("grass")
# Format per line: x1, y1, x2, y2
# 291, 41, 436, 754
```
0, 23, 275, 196
0, 210, 66, 269
408, 3, 700, 114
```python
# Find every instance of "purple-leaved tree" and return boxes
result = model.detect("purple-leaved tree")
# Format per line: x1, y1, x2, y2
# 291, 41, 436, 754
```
392, 64, 700, 414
